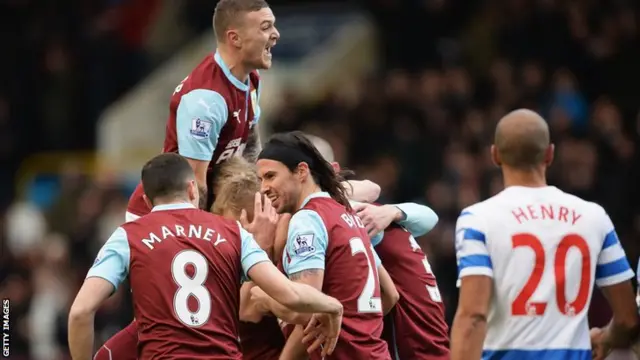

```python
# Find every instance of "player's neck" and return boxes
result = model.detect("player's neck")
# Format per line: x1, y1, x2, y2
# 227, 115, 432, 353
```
502, 167, 548, 188
217, 47, 251, 83
296, 183, 323, 209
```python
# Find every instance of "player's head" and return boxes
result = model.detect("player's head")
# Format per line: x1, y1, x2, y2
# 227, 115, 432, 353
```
256, 131, 351, 214
213, 0, 279, 70
491, 109, 554, 177
141, 153, 199, 208
210, 156, 260, 221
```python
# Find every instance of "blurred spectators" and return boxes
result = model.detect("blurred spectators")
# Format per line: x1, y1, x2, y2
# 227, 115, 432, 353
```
1, 0, 639, 359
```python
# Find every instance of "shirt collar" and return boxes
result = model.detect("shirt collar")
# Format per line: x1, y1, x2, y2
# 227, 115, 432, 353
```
151, 202, 196, 212
214, 51, 249, 92
299, 192, 330, 209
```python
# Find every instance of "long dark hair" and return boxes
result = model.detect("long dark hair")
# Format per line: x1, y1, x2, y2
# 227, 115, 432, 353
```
265, 131, 352, 210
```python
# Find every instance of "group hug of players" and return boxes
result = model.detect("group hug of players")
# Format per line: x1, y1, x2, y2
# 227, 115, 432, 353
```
66, 0, 640, 359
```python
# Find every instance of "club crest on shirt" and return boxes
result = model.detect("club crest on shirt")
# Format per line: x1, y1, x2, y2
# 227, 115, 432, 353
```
293, 234, 315, 256
190, 118, 212, 139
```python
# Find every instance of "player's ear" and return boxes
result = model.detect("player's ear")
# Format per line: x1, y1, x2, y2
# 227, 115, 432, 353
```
331, 162, 340, 173
227, 29, 241, 48
490, 145, 501, 167
143, 194, 153, 210
545, 143, 555, 167
187, 179, 199, 205
295, 162, 310, 181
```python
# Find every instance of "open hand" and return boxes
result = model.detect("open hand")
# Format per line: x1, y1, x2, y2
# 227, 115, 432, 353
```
352, 203, 401, 237
240, 192, 278, 248
301, 310, 343, 357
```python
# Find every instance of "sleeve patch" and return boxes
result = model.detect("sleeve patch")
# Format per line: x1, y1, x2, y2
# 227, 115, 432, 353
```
293, 233, 316, 256
190, 118, 213, 139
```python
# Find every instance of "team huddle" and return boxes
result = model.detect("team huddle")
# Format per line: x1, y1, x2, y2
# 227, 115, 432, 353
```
66, 0, 640, 359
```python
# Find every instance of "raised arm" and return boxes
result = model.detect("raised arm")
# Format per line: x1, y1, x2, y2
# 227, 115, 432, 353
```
176, 89, 228, 209
69, 228, 130, 360
450, 210, 493, 360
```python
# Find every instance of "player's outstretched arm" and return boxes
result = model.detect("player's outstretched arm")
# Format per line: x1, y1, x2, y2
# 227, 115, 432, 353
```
248, 285, 309, 325
68, 277, 116, 360
352, 201, 439, 238
379, 264, 400, 315
248, 263, 340, 315
344, 180, 381, 203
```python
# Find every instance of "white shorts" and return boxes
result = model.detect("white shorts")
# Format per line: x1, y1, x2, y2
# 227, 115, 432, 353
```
125, 211, 141, 223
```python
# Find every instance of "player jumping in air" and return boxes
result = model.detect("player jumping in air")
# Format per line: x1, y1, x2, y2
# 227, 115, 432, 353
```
126, 0, 278, 222
450, 109, 640, 360
68, 153, 344, 360
255, 131, 392, 360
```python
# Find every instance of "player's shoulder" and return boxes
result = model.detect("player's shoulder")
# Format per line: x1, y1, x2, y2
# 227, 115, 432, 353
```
182, 53, 230, 94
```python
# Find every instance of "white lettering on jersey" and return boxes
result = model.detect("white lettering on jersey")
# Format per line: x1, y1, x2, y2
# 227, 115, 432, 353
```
142, 224, 227, 250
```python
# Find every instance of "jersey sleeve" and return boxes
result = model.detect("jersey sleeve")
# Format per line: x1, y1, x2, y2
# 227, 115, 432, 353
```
372, 247, 382, 268
370, 231, 384, 247
595, 212, 634, 287
394, 202, 439, 237
283, 209, 328, 276
237, 222, 271, 281
454, 210, 493, 283
86, 227, 130, 290
176, 89, 228, 161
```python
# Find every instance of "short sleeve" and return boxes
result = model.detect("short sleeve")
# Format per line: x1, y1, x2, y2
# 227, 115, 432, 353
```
238, 222, 271, 281
86, 227, 130, 290
595, 211, 634, 287
176, 89, 228, 161
370, 231, 384, 247
283, 210, 328, 276
394, 202, 439, 237
372, 247, 382, 268
454, 210, 493, 284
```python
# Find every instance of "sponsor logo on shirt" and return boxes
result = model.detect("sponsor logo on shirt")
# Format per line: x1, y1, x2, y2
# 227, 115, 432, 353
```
190, 118, 212, 139
293, 234, 315, 256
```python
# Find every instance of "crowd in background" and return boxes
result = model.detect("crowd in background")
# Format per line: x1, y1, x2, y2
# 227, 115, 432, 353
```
1, 0, 639, 359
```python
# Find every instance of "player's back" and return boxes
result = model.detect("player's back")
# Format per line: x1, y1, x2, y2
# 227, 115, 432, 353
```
375, 223, 450, 360
302, 196, 390, 360
122, 206, 245, 359
456, 186, 633, 359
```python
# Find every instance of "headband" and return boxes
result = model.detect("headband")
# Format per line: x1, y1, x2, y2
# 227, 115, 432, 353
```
258, 142, 315, 170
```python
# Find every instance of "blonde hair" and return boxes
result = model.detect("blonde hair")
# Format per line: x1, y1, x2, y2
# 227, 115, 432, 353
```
211, 156, 260, 218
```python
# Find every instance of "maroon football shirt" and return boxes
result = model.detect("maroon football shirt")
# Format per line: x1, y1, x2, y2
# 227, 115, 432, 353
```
122, 206, 255, 359
285, 195, 391, 360
376, 223, 450, 360
127, 52, 260, 217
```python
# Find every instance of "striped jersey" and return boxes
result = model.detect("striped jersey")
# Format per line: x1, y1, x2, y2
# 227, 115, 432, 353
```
455, 186, 634, 360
